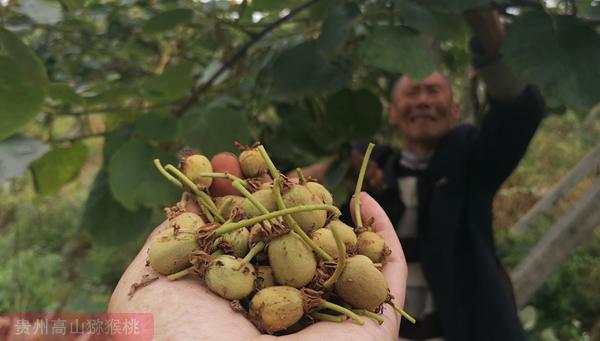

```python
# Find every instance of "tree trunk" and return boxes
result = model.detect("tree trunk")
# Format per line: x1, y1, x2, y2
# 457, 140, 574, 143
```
511, 177, 600, 307
512, 141, 600, 234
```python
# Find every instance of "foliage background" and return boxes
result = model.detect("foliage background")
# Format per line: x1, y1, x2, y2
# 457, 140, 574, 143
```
1, 0, 600, 339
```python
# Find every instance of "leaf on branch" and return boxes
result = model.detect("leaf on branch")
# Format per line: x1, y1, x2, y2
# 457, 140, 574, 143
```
142, 9, 194, 34
30, 142, 90, 195
323, 89, 383, 140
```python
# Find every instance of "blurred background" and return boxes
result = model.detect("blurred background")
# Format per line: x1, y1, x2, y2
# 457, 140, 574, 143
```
0, 0, 599, 340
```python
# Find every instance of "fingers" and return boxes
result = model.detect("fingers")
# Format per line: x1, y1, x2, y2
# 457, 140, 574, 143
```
210, 152, 243, 197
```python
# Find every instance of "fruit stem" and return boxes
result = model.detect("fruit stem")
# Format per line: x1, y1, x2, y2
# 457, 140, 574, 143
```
322, 224, 346, 289
198, 172, 249, 188
216, 197, 233, 219
242, 241, 265, 264
164, 164, 225, 223
296, 168, 307, 184
354, 143, 375, 229
167, 265, 193, 281
320, 301, 364, 325
273, 177, 333, 261
352, 309, 384, 325
196, 194, 215, 223
214, 204, 340, 236
154, 159, 183, 188
257, 145, 280, 182
310, 312, 344, 323
232, 181, 269, 214
388, 301, 416, 324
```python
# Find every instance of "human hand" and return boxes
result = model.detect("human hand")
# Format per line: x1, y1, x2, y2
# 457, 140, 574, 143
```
108, 153, 407, 341
464, 8, 505, 55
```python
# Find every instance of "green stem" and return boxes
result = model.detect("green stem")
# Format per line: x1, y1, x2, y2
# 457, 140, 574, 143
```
257, 145, 280, 182
216, 197, 233, 219
320, 301, 364, 325
354, 143, 375, 229
214, 204, 340, 237
322, 224, 346, 289
196, 194, 215, 223
167, 266, 193, 281
232, 181, 269, 214
310, 312, 344, 323
198, 172, 249, 188
296, 168, 307, 184
154, 159, 183, 188
242, 241, 265, 264
352, 309, 384, 325
389, 302, 416, 324
197, 191, 225, 223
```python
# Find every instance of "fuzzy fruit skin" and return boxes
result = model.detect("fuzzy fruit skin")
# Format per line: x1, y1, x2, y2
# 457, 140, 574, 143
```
169, 212, 205, 232
210, 152, 243, 196
335, 255, 388, 311
182, 154, 213, 189
306, 182, 333, 206
311, 228, 339, 259
257, 265, 275, 288
282, 185, 327, 233
239, 148, 268, 178
205, 255, 256, 300
268, 233, 317, 288
241, 189, 277, 217
148, 229, 198, 275
215, 195, 245, 220
356, 231, 386, 262
325, 220, 357, 249
249, 286, 304, 334
220, 227, 250, 258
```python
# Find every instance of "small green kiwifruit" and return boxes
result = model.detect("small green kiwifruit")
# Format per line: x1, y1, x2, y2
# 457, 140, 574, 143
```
219, 227, 250, 258
239, 148, 268, 178
249, 286, 304, 334
215, 195, 245, 219
181, 154, 213, 189
282, 185, 327, 233
335, 255, 388, 310
356, 231, 388, 263
311, 228, 339, 259
169, 212, 205, 233
325, 220, 357, 249
268, 233, 317, 288
256, 265, 275, 289
306, 181, 333, 206
241, 189, 277, 217
204, 255, 256, 300
148, 228, 198, 275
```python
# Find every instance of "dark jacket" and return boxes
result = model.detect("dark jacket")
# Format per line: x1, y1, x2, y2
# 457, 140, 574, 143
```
348, 86, 545, 341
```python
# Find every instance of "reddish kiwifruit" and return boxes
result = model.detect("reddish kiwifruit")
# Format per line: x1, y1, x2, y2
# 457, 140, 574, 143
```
306, 181, 333, 206
335, 255, 388, 310
241, 189, 277, 217
249, 286, 305, 334
325, 220, 357, 249
256, 265, 275, 289
148, 228, 198, 275
239, 148, 268, 178
215, 195, 245, 220
356, 231, 389, 263
282, 185, 327, 233
204, 254, 256, 300
311, 228, 339, 259
180, 154, 213, 189
268, 233, 317, 288
219, 227, 250, 258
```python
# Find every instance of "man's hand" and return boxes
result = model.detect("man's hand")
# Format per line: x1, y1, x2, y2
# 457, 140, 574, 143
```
463, 8, 505, 55
108, 190, 407, 340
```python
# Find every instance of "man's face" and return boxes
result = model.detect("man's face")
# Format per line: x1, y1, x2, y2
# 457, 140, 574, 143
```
389, 72, 459, 146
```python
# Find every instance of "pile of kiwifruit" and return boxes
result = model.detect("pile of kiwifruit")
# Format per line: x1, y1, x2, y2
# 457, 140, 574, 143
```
148, 142, 414, 334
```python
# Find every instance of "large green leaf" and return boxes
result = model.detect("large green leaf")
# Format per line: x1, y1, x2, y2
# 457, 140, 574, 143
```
142, 8, 194, 34
503, 11, 600, 110
0, 28, 47, 140
316, 3, 360, 56
140, 62, 196, 102
135, 112, 178, 143
81, 168, 153, 245
324, 89, 383, 140
108, 140, 180, 210
0, 135, 49, 182
358, 27, 436, 80
270, 41, 352, 100
419, 0, 492, 13
17, 0, 63, 25
47, 82, 85, 106
30, 143, 90, 195
179, 106, 252, 157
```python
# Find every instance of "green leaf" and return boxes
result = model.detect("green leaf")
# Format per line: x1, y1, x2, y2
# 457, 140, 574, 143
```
142, 9, 194, 34
270, 41, 352, 100
419, 0, 492, 13
108, 140, 180, 210
324, 89, 382, 140
0, 135, 49, 182
47, 83, 85, 106
179, 106, 252, 157
316, 3, 360, 56
141, 62, 195, 101
135, 112, 178, 143
30, 143, 90, 195
0, 28, 47, 140
81, 168, 153, 245
503, 11, 600, 110
250, 0, 301, 12
17, 0, 63, 25
359, 27, 436, 80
